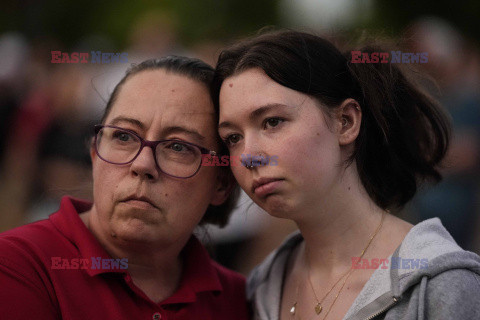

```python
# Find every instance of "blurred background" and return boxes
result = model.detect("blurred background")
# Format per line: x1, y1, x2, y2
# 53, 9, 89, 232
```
1, 0, 479, 275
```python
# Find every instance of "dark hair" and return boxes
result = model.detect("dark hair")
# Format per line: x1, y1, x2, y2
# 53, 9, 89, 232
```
101, 56, 239, 227
213, 30, 450, 210
101, 56, 216, 123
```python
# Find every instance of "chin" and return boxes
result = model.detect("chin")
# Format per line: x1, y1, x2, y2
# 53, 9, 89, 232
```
259, 196, 293, 219
112, 220, 160, 242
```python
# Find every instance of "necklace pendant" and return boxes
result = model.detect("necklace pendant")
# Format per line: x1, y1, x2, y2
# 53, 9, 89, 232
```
315, 303, 322, 315
290, 302, 297, 315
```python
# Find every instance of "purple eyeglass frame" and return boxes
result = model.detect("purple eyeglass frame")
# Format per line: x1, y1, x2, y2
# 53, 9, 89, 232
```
94, 124, 217, 179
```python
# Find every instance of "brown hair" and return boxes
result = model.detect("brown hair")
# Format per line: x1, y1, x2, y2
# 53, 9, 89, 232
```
213, 30, 450, 210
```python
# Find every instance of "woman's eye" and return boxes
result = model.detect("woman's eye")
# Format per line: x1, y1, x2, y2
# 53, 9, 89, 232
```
264, 117, 284, 129
113, 131, 134, 142
170, 143, 187, 152
224, 134, 241, 146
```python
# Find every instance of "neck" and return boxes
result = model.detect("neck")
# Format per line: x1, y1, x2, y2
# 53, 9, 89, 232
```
79, 209, 185, 301
295, 163, 387, 275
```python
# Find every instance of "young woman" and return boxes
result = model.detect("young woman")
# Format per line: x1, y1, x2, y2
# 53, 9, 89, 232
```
213, 30, 480, 320
0, 56, 248, 319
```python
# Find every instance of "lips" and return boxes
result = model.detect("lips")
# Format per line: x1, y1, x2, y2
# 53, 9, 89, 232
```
251, 177, 284, 197
121, 195, 157, 209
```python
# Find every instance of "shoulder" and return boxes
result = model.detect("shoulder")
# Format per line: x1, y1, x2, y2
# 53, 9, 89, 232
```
424, 268, 480, 318
0, 220, 61, 315
0, 197, 87, 265
0, 219, 60, 260
211, 261, 246, 292
427, 267, 480, 292
209, 262, 250, 319
0, 219, 62, 283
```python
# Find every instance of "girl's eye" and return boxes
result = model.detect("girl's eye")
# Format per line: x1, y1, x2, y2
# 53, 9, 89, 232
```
264, 117, 284, 129
224, 134, 242, 146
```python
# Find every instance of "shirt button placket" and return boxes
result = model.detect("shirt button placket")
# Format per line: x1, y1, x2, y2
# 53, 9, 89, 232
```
152, 312, 162, 320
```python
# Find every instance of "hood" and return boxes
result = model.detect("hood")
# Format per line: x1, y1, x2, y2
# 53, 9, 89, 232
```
344, 217, 480, 319
247, 218, 480, 320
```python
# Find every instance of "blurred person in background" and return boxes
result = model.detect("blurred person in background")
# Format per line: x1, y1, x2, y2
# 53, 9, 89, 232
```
0, 56, 248, 320
404, 17, 480, 251
0, 42, 94, 231
25, 64, 94, 222
0, 35, 58, 231
214, 30, 480, 320
86, 10, 184, 123
0, 11, 184, 233
0, 32, 29, 161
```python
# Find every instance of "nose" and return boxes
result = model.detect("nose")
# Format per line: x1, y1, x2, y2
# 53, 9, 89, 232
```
130, 145, 160, 180
241, 134, 269, 169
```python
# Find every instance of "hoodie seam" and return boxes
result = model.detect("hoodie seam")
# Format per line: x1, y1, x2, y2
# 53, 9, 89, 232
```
398, 271, 415, 281
471, 271, 480, 288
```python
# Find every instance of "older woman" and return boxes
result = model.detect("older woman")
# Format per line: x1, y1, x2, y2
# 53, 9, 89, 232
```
0, 56, 249, 320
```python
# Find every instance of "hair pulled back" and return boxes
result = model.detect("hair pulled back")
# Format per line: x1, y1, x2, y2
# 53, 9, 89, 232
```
100, 56, 239, 227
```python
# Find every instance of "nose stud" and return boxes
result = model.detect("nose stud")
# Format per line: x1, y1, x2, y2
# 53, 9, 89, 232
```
244, 153, 267, 169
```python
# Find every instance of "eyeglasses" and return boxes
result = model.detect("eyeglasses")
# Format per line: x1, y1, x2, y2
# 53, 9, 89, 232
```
94, 125, 217, 179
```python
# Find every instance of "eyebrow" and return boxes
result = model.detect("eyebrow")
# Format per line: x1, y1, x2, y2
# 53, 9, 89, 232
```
109, 116, 145, 129
219, 103, 289, 130
162, 126, 206, 143
108, 116, 206, 143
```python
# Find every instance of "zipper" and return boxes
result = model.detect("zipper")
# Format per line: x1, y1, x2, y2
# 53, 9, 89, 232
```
364, 297, 399, 320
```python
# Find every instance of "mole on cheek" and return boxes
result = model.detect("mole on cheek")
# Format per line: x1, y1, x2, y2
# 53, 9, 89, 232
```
165, 193, 168, 197
171, 89, 175, 92
229, 83, 233, 88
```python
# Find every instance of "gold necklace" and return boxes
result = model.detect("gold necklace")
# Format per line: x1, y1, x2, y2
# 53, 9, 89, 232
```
306, 261, 350, 315
290, 211, 386, 318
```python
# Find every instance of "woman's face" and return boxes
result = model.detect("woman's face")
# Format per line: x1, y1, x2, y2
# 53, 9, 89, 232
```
218, 68, 345, 218
90, 69, 227, 247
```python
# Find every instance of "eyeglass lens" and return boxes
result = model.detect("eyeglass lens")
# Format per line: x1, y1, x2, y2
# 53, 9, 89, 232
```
96, 127, 203, 178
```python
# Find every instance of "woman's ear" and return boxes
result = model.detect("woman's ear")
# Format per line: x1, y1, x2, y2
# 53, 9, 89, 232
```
337, 98, 362, 146
210, 169, 236, 206
89, 137, 97, 164
89, 137, 100, 167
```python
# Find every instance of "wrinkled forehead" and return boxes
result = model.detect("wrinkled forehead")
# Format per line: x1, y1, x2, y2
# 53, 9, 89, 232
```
105, 70, 218, 144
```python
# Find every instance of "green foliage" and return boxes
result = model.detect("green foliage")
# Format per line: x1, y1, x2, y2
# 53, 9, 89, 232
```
0, 0, 279, 49
1, 0, 477, 49
167, 0, 279, 44
367, 0, 480, 42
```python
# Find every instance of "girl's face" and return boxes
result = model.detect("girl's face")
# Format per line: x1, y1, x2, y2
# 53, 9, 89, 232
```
219, 68, 346, 218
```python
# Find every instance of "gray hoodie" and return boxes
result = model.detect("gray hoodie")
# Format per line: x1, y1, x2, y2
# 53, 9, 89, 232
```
247, 218, 480, 319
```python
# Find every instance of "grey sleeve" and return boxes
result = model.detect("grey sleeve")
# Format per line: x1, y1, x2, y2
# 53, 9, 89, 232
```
425, 269, 480, 319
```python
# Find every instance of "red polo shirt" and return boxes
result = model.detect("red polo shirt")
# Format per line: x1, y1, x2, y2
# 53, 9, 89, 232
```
0, 197, 249, 320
